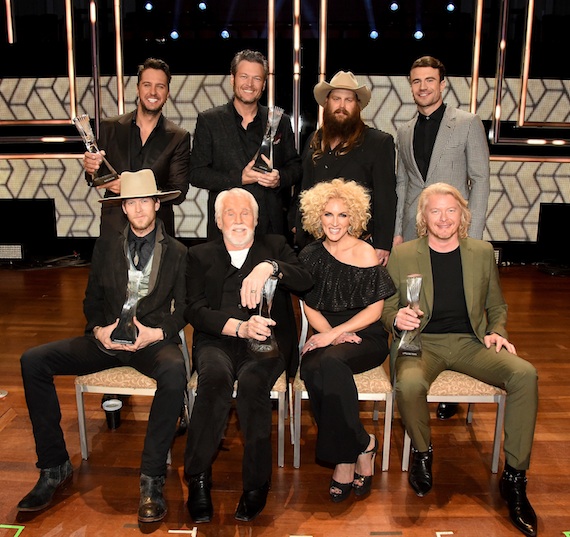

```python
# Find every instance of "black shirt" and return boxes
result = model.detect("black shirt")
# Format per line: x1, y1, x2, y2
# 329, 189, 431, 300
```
232, 103, 264, 160
128, 227, 157, 271
424, 246, 473, 334
413, 103, 446, 181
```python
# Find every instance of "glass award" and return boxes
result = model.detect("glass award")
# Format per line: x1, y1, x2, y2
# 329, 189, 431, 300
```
111, 270, 142, 344
73, 114, 120, 187
252, 106, 284, 173
397, 274, 423, 357
247, 276, 280, 358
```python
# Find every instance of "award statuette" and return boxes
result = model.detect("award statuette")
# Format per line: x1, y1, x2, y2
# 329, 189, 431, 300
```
111, 270, 142, 344
397, 274, 423, 357
252, 106, 284, 173
247, 276, 279, 358
73, 114, 120, 187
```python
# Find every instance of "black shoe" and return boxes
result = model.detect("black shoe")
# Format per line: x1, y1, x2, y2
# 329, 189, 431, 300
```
138, 474, 167, 523
17, 459, 73, 512
329, 478, 353, 503
409, 445, 433, 497
436, 402, 458, 420
353, 434, 378, 498
187, 469, 213, 523
499, 466, 537, 537
235, 481, 270, 521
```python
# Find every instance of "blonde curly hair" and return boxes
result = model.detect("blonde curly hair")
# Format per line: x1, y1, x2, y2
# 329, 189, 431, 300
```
299, 178, 371, 239
416, 182, 471, 239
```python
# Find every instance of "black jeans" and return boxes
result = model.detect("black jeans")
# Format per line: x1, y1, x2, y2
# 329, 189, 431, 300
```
184, 338, 284, 490
300, 336, 387, 465
20, 336, 186, 476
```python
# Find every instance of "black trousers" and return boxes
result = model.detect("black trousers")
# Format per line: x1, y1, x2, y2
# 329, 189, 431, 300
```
184, 338, 284, 491
300, 336, 388, 465
20, 336, 186, 476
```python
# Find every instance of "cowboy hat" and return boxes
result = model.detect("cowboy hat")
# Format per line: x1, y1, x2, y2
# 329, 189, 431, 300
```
99, 169, 181, 204
313, 71, 372, 109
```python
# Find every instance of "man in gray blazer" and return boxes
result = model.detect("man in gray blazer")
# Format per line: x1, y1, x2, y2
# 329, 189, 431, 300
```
394, 56, 490, 245
394, 56, 490, 420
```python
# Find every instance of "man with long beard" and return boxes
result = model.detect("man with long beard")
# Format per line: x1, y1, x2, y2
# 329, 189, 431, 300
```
295, 71, 396, 266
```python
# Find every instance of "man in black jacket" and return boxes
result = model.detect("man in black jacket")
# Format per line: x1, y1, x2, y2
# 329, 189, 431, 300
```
184, 188, 312, 523
83, 58, 191, 236
295, 71, 396, 265
189, 49, 302, 239
18, 170, 188, 524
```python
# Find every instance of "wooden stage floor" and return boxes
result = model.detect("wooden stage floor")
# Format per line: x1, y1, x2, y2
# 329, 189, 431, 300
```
0, 264, 569, 537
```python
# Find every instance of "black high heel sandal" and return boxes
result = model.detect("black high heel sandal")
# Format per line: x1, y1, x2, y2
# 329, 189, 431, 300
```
353, 434, 378, 497
329, 478, 353, 503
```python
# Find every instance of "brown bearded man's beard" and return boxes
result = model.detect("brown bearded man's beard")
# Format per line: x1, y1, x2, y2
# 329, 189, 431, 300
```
322, 106, 362, 141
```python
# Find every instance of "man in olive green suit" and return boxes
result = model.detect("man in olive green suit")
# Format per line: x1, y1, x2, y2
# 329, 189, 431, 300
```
381, 183, 538, 537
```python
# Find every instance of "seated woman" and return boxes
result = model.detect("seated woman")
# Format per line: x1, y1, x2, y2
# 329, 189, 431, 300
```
298, 178, 396, 502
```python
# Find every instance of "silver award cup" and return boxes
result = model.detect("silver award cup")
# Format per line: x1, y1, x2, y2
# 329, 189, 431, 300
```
111, 270, 142, 344
247, 276, 280, 357
397, 274, 423, 357
73, 114, 119, 187
252, 106, 284, 173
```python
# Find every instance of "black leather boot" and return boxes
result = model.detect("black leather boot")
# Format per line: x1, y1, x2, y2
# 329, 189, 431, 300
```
17, 459, 73, 512
138, 474, 167, 523
187, 469, 213, 523
409, 445, 433, 497
499, 465, 537, 536
436, 402, 459, 419
235, 480, 270, 522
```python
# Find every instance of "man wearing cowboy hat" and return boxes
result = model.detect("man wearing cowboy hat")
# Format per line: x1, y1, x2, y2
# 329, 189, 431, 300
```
295, 70, 396, 266
18, 169, 188, 524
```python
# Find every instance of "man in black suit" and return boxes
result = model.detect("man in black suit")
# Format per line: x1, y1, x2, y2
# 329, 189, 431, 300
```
18, 170, 188, 524
189, 49, 302, 239
83, 58, 191, 236
184, 188, 312, 523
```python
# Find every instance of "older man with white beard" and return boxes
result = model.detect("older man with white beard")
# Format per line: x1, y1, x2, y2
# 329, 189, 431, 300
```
183, 188, 312, 523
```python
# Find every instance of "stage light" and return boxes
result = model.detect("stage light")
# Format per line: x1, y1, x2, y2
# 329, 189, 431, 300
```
198, 2, 207, 10
446, 3, 456, 12
144, 2, 153, 11
369, 30, 379, 39
390, 2, 399, 11
414, 30, 424, 40
221, 29, 230, 39
170, 30, 179, 40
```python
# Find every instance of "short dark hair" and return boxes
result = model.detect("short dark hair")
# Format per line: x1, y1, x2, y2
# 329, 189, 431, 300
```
230, 50, 268, 79
137, 58, 172, 87
410, 56, 446, 82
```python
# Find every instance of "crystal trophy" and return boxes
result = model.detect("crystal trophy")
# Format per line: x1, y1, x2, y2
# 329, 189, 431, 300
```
252, 106, 284, 173
247, 276, 280, 357
111, 270, 142, 344
397, 274, 423, 357
73, 114, 120, 187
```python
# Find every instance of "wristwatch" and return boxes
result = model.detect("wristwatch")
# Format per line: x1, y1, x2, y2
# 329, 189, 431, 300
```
264, 259, 281, 278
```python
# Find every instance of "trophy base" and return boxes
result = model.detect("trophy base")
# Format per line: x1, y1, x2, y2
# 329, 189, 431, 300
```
90, 173, 119, 188
252, 163, 272, 173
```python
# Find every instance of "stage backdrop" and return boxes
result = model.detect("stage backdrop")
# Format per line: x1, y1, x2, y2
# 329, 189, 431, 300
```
1, 73, 569, 240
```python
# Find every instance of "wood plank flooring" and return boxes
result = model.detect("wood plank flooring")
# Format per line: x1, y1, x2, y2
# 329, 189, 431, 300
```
0, 264, 569, 537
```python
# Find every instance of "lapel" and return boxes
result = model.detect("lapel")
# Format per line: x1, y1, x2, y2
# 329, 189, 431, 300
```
206, 238, 232, 308
115, 112, 135, 170
426, 106, 456, 183
401, 117, 422, 179
416, 238, 433, 320
223, 101, 265, 164
459, 239, 474, 316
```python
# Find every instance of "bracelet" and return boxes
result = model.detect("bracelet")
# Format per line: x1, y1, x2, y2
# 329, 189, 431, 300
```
235, 320, 244, 338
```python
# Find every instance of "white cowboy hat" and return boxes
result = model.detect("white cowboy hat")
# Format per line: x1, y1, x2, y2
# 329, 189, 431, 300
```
313, 71, 372, 109
99, 169, 181, 203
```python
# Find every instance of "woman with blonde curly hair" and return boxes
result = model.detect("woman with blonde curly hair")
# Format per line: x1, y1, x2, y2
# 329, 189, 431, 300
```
298, 178, 395, 503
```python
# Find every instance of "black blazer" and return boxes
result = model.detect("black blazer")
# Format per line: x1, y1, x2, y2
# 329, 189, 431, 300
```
189, 102, 302, 238
95, 111, 191, 235
185, 235, 313, 376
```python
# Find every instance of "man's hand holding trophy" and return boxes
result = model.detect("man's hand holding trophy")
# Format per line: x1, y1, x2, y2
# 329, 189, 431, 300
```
73, 114, 120, 188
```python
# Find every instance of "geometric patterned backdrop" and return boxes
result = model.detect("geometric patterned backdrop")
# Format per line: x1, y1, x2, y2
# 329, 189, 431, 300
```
1, 74, 569, 241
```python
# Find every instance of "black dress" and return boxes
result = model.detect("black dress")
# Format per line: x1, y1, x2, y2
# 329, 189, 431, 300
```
299, 240, 395, 464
